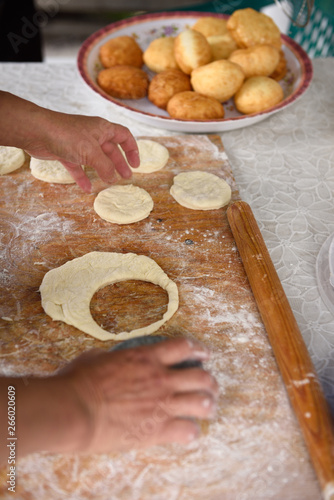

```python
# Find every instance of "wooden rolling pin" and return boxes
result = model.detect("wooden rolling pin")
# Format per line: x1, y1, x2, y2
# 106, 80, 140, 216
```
227, 200, 334, 500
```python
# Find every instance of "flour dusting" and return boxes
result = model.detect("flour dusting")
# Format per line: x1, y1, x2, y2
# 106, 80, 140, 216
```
0, 136, 322, 500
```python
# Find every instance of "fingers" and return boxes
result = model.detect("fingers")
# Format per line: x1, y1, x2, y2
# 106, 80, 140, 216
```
160, 419, 200, 445
150, 337, 211, 366
109, 125, 140, 169
101, 141, 132, 179
121, 417, 200, 450
167, 367, 219, 397
60, 160, 92, 193
161, 391, 217, 420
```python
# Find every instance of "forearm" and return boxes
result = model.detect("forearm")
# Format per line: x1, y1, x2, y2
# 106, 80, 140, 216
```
0, 375, 89, 465
0, 91, 52, 150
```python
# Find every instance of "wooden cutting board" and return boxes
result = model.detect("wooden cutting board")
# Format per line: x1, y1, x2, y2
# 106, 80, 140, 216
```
0, 135, 322, 499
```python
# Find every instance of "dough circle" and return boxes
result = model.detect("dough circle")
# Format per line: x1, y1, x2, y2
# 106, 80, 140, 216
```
131, 140, 169, 173
170, 171, 231, 210
0, 146, 25, 175
94, 184, 154, 224
30, 157, 84, 184
40, 251, 179, 341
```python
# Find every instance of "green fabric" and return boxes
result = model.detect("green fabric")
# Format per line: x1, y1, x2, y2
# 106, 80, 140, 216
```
290, 5, 334, 57
171, 1, 334, 57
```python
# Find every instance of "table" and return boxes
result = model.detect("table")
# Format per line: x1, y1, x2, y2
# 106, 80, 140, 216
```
2, 59, 332, 405
0, 58, 333, 498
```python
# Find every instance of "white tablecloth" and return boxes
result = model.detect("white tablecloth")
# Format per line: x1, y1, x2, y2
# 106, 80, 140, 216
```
1, 58, 334, 412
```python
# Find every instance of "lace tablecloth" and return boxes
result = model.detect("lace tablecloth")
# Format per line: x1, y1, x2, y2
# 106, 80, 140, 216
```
0, 58, 333, 412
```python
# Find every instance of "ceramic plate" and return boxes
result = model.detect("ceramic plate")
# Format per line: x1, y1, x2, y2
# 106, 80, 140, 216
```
77, 11, 313, 133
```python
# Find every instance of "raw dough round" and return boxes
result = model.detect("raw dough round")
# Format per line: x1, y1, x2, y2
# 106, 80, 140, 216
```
131, 140, 169, 173
94, 184, 154, 224
0, 146, 25, 175
40, 251, 179, 341
170, 171, 231, 210
30, 157, 84, 184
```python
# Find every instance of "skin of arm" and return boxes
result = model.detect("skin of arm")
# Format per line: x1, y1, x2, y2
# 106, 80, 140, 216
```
0, 90, 140, 192
0, 338, 218, 465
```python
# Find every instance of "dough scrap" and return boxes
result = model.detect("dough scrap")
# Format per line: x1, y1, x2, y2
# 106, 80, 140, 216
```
40, 251, 179, 341
0, 146, 25, 175
30, 157, 84, 184
124, 140, 169, 173
94, 184, 154, 224
170, 171, 231, 210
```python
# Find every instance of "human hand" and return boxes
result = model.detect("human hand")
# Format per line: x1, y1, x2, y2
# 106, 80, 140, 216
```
66, 337, 218, 453
24, 112, 140, 193
2, 338, 217, 463
0, 91, 140, 192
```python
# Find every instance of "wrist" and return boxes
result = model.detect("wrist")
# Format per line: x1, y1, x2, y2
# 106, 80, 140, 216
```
15, 375, 91, 458
0, 91, 52, 151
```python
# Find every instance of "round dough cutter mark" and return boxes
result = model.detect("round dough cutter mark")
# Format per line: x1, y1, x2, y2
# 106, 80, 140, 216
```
39, 252, 179, 341
90, 280, 169, 334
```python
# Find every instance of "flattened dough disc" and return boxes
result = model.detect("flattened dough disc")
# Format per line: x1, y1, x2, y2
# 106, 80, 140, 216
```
40, 252, 179, 341
123, 139, 169, 173
0, 146, 25, 175
94, 184, 154, 224
170, 170, 231, 210
30, 157, 84, 184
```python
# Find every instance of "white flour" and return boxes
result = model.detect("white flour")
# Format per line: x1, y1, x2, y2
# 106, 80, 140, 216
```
0, 137, 322, 499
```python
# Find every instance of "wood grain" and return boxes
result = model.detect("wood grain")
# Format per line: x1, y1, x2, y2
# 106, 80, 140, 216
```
0, 136, 324, 499
227, 200, 334, 500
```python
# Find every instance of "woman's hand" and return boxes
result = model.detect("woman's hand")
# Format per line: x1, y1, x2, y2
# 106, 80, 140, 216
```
65, 337, 218, 453
0, 338, 218, 463
0, 91, 140, 192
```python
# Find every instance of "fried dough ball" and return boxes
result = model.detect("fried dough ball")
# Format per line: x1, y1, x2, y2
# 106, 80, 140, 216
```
167, 91, 224, 121
143, 37, 179, 73
207, 33, 239, 60
99, 36, 143, 68
174, 29, 212, 75
192, 16, 228, 37
191, 59, 245, 102
227, 8, 282, 50
229, 44, 280, 78
269, 49, 287, 81
148, 69, 191, 109
234, 76, 284, 114
97, 65, 149, 99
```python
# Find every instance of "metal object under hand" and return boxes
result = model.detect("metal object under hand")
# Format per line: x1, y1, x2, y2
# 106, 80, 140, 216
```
274, 0, 315, 27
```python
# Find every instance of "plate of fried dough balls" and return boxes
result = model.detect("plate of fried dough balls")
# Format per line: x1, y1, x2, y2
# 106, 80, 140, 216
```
77, 9, 313, 132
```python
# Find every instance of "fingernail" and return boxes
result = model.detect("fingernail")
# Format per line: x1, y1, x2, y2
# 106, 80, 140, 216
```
203, 398, 217, 416
187, 427, 200, 442
186, 339, 210, 357
193, 349, 211, 360
202, 398, 211, 408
